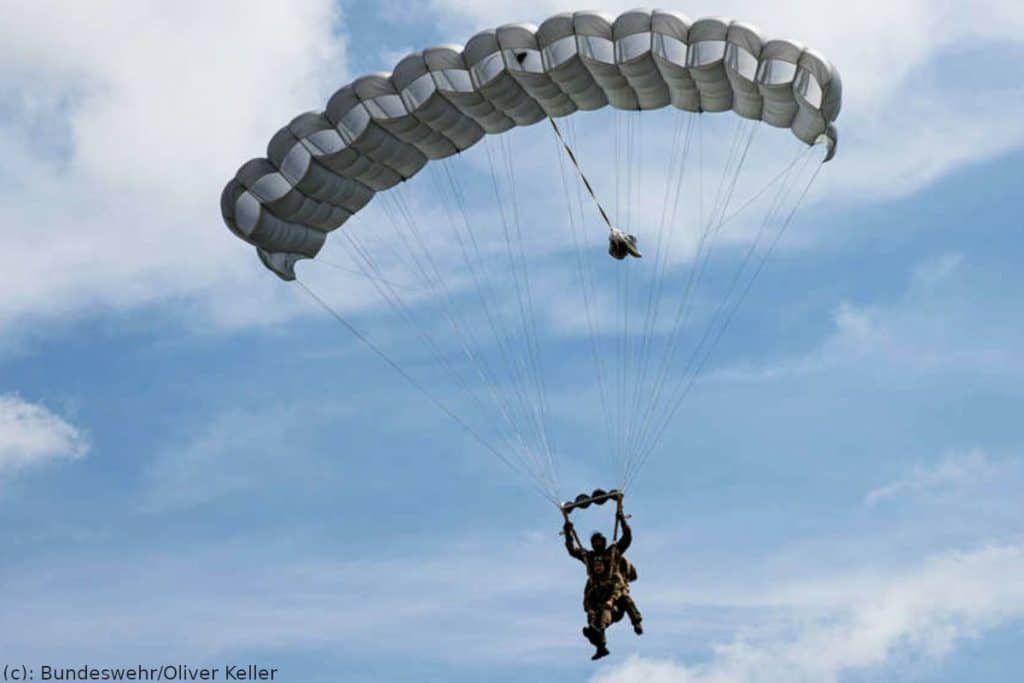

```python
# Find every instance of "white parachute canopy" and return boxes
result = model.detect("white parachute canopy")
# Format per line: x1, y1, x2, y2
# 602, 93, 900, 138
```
220, 9, 841, 504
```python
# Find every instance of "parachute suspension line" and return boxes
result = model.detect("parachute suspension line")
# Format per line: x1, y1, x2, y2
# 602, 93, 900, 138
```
624, 118, 757, 479
368, 190, 559, 498
338, 223, 542, 482
481, 138, 548, 457
567, 116, 620, 476
618, 109, 651, 456
548, 117, 615, 234
624, 113, 695, 471
352, 190, 555, 496
378, 190, 529, 449
381, 190, 492, 362
552, 118, 616, 476
623, 130, 806, 464
610, 112, 622, 466
447, 164, 556, 484
626, 111, 634, 237
293, 278, 559, 506
613, 112, 648, 488
339, 219, 485, 415
626, 113, 708, 475
715, 150, 812, 233
435, 159, 545, 450
621, 117, 754, 477
482, 136, 558, 492
630, 122, 782, 466
497, 132, 559, 490
612, 111, 634, 470
626, 144, 803, 483
312, 257, 422, 292
625, 146, 826, 488
623, 117, 760, 485
675, 146, 815, 380
616, 238, 627, 463
619, 110, 641, 479
614, 111, 623, 229
427, 161, 553, 488
414, 166, 557, 490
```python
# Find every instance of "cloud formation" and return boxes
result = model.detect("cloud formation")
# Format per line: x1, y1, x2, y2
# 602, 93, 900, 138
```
592, 542, 1024, 683
712, 251, 1022, 385
0, 393, 88, 471
865, 449, 1009, 507
0, 0, 346, 336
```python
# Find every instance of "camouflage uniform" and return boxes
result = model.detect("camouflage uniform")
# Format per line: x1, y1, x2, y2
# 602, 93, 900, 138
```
564, 517, 643, 652
605, 564, 642, 632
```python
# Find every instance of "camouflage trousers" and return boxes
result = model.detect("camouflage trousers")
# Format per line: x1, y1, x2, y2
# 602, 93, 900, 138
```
611, 593, 643, 628
583, 587, 642, 647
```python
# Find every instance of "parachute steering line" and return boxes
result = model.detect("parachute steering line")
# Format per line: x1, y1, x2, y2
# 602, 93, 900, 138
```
624, 152, 826, 489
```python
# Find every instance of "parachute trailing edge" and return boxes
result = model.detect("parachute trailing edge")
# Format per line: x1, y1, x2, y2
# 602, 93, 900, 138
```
220, 9, 842, 281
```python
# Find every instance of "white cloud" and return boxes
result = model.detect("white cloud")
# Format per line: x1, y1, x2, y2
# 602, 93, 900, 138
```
0, 527, 583, 664
0, 393, 88, 471
7, 520, 1022, 678
830, 302, 890, 355
138, 400, 361, 513
713, 251, 1022, 384
0, 0, 347, 337
911, 252, 965, 290
593, 543, 1024, 683
865, 449, 1012, 507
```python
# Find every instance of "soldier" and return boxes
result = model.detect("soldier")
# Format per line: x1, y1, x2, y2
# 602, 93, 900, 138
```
563, 508, 643, 660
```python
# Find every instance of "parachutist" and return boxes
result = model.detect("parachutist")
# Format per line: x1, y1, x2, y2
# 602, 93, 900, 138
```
608, 229, 642, 260
563, 497, 643, 659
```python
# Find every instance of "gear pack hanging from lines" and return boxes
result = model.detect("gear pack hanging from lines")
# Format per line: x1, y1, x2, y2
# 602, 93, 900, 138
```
545, 115, 643, 260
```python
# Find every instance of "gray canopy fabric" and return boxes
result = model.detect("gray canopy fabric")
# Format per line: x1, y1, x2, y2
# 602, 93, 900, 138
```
221, 9, 842, 281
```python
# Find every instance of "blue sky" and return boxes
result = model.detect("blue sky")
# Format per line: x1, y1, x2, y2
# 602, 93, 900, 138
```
1, 1, 1023, 682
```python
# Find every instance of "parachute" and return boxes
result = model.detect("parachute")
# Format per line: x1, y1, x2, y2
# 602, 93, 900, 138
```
220, 10, 842, 506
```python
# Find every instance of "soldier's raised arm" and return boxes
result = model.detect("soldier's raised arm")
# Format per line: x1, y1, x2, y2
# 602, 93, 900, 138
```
563, 520, 585, 561
616, 510, 632, 553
